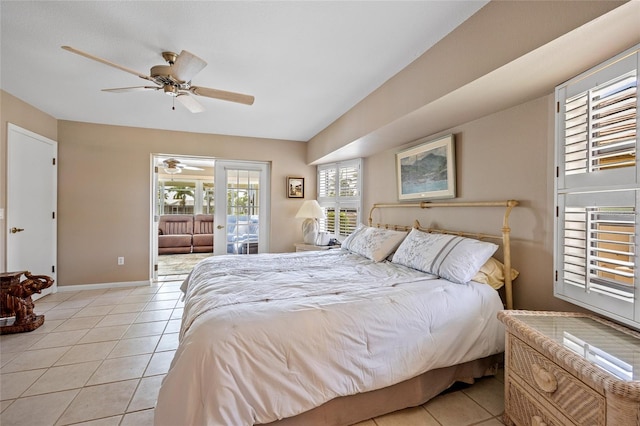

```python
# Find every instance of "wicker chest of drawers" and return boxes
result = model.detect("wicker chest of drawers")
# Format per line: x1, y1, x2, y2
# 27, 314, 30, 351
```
498, 311, 640, 426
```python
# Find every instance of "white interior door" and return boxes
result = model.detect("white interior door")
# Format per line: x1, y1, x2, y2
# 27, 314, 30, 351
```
7, 123, 57, 297
214, 161, 270, 255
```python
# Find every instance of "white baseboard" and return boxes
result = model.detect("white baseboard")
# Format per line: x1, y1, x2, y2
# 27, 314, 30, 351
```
56, 280, 151, 292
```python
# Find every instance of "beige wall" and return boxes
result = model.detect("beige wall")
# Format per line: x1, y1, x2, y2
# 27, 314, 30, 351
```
56, 121, 311, 286
0, 90, 58, 272
364, 95, 571, 311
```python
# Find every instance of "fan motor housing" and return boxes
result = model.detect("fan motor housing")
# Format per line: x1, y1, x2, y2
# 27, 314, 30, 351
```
150, 65, 185, 86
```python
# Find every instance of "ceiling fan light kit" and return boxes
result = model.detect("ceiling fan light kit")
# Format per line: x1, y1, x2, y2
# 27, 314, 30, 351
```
61, 46, 255, 112
161, 158, 204, 175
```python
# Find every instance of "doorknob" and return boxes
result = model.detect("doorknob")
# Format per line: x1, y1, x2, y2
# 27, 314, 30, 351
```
10, 227, 25, 234
217, 225, 224, 229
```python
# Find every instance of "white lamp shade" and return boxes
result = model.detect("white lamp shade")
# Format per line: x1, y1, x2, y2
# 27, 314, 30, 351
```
295, 200, 325, 219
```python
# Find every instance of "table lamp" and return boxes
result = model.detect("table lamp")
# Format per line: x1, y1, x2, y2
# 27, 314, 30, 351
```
295, 200, 325, 244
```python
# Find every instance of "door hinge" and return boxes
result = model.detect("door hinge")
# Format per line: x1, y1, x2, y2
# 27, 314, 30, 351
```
52, 211, 56, 219
556, 206, 559, 217
154, 166, 158, 173
53, 158, 56, 166
52, 265, 55, 273
556, 102, 560, 113
154, 264, 158, 272
556, 166, 559, 178
555, 270, 558, 281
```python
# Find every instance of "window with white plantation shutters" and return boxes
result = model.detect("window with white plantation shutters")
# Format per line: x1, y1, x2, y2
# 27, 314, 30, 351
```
317, 159, 362, 237
555, 44, 640, 330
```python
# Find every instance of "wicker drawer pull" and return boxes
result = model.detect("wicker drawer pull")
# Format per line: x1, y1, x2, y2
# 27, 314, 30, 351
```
531, 363, 557, 393
531, 415, 548, 426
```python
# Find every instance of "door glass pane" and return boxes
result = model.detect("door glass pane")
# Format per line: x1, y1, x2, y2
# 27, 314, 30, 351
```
226, 169, 260, 255
202, 183, 214, 214
159, 180, 196, 215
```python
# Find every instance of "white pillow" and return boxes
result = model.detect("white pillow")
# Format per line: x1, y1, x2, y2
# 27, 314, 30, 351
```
392, 228, 498, 284
341, 223, 366, 251
342, 225, 407, 262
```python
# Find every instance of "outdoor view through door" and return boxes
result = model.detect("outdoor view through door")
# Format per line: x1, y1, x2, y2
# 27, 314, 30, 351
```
224, 168, 260, 255
213, 161, 269, 256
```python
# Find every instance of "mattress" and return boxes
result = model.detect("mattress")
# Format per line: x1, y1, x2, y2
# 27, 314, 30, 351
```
155, 249, 505, 425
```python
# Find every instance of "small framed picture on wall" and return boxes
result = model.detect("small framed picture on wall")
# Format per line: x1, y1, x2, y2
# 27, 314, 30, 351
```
287, 177, 304, 198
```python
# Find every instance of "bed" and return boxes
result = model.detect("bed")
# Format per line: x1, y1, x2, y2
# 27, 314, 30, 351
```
155, 200, 519, 426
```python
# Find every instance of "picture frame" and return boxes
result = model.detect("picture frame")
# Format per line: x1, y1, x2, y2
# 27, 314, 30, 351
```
396, 134, 456, 201
287, 176, 304, 198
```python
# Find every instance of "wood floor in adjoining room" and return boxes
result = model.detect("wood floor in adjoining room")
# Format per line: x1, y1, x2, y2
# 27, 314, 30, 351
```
0, 276, 506, 425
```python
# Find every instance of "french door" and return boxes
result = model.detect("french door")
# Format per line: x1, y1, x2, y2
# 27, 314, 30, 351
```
214, 161, 270, 255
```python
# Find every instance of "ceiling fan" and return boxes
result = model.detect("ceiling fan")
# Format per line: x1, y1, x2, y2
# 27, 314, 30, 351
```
162, 158, 204, 174
61, 46, 254, 113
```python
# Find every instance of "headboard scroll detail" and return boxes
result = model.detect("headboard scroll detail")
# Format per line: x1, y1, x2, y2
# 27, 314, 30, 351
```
368, 200, 519, 310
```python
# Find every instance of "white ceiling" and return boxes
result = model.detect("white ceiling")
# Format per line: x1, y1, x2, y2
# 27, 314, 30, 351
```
0, 1, 488, 142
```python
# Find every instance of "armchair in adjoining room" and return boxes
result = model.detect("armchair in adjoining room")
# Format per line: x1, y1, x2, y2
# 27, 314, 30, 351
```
193, 214, 214, 253
158, 214, 193, 254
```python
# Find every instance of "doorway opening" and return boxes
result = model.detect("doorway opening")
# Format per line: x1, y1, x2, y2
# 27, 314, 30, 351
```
151, 155, 270, 281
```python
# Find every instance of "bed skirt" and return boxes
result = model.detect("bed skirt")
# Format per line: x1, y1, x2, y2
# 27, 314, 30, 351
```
261, 353, 502, 426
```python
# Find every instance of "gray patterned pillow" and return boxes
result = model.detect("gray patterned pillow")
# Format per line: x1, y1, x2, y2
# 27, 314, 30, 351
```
392, 228, 498, 284
342, 225, 407, 262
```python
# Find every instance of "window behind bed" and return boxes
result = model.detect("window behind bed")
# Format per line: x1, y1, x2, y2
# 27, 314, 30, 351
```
317, 158, 362, 238
554, 43, 640, 330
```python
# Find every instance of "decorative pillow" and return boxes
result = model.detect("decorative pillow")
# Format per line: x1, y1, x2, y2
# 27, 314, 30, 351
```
472, 257, 519, 289
342, 225, 408, 262
391, 228, 498, 284
341, 223, 366, 251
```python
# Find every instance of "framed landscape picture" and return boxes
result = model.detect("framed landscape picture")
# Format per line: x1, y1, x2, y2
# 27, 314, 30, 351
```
396, 134, 456, 201
287, 177, 304, 198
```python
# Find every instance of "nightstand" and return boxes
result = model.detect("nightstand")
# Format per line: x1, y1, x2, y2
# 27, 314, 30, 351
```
498, 310, 640, 426
294, 243, 336, 252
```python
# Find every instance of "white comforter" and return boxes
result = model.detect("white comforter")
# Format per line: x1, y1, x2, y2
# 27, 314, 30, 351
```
155, 250, 505, 426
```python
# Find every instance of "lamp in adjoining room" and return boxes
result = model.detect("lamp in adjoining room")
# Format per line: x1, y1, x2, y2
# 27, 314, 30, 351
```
295, 200, 325, 244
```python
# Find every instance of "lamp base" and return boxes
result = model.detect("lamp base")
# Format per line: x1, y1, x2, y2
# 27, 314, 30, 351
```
301, 218, 318, 245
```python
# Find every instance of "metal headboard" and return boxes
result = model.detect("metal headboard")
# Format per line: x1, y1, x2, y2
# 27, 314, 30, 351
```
368, 200, 519, 309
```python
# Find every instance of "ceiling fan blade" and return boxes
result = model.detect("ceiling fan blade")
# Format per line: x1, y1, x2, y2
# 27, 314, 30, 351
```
61, 46, 153, 82
172, 50, 207, 83
102, 86, 161, 93
176, 94, 205, 113
189, 86, 255, 106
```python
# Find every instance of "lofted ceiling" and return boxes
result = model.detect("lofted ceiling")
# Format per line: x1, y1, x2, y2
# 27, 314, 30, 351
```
0, 1, 488, 142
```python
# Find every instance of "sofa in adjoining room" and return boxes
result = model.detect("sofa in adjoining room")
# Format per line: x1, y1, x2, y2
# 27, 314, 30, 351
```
193, 214, 214, 253
158, 214, 193, 255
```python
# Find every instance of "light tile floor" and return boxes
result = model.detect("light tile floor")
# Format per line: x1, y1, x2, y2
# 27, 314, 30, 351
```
1, 276, 505, 426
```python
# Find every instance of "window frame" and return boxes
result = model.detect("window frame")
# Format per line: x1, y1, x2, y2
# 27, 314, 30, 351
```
554, 43, 640, 330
